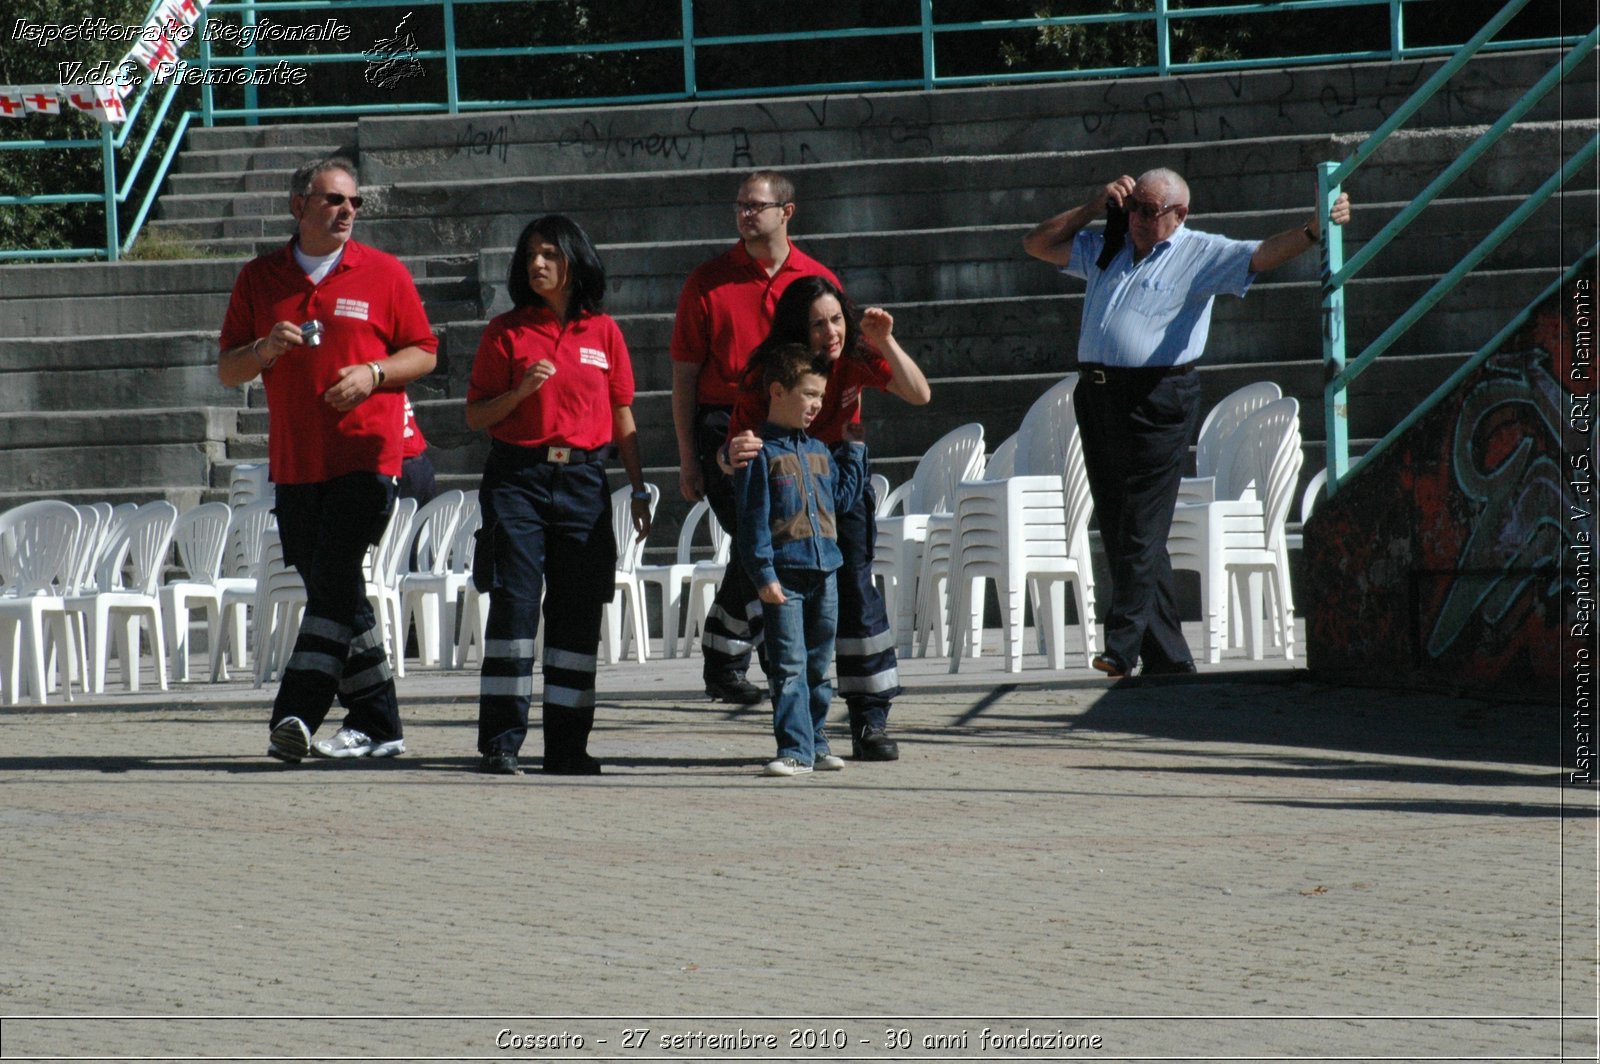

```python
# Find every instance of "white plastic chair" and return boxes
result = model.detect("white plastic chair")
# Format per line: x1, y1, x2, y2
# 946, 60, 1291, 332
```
212, 499, 276, 681
1218, 399, 1304, 660
1177, 381, 1283, 508
947, 375, 1098, 673
871, 422, 986, 653
63, 500, 179, 694
604, 483, 660, 665
160, 502, 232, 682
366, 496, 418, 676
912, 432, 1021, 657
397, 489, 468, 667
227, 463, 271, 509
678, 512, 734, 659
251, 527, 305, 687
0, 501, 83, 704
635, 497, 727, 660
1285, 467, 1329, 553
1169, 397, 1302, 663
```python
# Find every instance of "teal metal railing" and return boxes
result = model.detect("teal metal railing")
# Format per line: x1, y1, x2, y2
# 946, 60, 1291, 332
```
0, 0, 1582, 261
1315, 0, 1597, 495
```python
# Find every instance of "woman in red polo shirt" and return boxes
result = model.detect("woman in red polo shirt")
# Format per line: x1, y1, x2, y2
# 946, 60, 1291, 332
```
466, 215, 651, 777
724, 276, 931, 761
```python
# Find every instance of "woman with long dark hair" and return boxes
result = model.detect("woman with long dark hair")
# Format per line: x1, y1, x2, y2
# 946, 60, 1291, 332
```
723, 275, 931, 760
466, 215, 651, 775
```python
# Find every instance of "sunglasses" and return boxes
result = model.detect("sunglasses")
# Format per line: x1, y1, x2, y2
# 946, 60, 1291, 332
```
1125, 197, 1178, 220
308, 192, 364, 209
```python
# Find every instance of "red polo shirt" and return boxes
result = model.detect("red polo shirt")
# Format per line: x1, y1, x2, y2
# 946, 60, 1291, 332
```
468, 304, 635, 451
670, 241, 840, 407
219, 239, 437, 484
728, 348, 894, 447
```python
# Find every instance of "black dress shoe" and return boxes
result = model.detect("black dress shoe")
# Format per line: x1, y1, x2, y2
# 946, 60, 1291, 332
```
543, 752, 602, 775
705, 675, 764, 705
1091, 652, 1130, 679
478, 752, 522, 775
852, 726, 900, 761
1141, 658, 1198, 676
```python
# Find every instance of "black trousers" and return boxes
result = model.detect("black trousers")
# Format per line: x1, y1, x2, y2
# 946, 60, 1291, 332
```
271, 472, 401, 741
1074, 366, 1203, 669
475, 445, 617, 757
693, 405, 762, 685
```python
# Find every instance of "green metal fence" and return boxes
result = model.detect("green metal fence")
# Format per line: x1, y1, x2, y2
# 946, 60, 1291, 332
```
1315, 0, 1597, 495
0, 0, 1582, 261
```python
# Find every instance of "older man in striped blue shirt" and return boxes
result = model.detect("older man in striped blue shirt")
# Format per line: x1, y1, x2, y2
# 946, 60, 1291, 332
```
1024, 167, 1350, 678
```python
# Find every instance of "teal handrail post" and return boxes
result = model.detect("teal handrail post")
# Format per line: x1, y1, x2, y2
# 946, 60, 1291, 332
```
242, 0, 259, 125
1155, 0, 1171, 77
1388, 0, 1403, 60
443, 0, 460, 114
200, 31, 215, 127
101, 124, 120, 263
680, 0, 696, 97
1317, 160, 1347, 493
920, 0, 936, 91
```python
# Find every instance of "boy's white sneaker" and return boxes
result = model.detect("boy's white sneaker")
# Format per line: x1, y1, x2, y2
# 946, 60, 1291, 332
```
763, 757, 813, 777
814, 752, 846, 771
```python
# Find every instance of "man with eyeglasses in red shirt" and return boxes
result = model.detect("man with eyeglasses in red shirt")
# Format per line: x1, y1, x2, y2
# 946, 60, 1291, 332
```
219, 156, 438, 763
671, 169, 841, 704
1024, 167, 1350, 679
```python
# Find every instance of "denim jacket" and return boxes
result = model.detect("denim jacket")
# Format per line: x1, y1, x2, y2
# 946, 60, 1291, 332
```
734, 422, 867, 589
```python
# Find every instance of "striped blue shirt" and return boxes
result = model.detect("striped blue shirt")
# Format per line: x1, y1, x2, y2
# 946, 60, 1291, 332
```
1063, 225, 1259, 368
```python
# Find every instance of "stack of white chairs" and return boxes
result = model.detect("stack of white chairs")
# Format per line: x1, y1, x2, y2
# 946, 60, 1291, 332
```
604, 483, 660, 665
160, 502, 232, 682
212, 499, 275, 681
872, 422, 986, 653
913, 433, 1016, 658
227, 463, 271, 508
635, 497, 727, 660
402, 490, 476, 668
0, 501, 83, 704
365, 496, 419, 676
251, 526, 304, 687
678, 508, 733, 659
63, 500, 179, 694
1167, 382, 1287, 663
395, 490, 468, 668
947, 373, 1099, 673
1169, 396, 1303, 662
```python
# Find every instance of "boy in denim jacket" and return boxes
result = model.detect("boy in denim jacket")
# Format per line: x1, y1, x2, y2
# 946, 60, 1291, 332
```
733, 344, 868, 777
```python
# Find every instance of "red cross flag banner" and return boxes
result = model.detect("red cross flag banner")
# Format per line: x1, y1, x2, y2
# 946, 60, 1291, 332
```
19, 86, 63, 115
66, 85, 126, 124
0, 88, 26, 119
129, 30, 182, 76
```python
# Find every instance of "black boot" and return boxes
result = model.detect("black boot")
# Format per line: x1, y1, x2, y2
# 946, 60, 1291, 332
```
849, 707, 900, 761
542, 706, 601, 775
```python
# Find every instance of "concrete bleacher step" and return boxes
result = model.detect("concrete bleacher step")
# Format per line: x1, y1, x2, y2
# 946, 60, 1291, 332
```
354, 50, 1584, 182
0, 407, 236, 500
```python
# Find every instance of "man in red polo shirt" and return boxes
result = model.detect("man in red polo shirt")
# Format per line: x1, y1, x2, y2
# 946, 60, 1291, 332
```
218, 156, 438, 764
671, 169, 841, 703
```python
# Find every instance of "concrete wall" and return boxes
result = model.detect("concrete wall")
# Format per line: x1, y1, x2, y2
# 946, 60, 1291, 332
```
1304, 262, 1597, 703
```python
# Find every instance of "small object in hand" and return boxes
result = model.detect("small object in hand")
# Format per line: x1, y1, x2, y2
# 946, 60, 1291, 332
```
300, 319, 324, 347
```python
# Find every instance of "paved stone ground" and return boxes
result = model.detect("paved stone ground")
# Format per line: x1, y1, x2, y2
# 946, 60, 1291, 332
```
0, 629, 1593, 1062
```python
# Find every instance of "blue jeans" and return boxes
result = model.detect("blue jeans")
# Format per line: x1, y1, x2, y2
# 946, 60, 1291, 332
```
762, 568, 838, 764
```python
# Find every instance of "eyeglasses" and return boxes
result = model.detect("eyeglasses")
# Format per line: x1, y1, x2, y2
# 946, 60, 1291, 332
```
308, 192, 363, 209
735, 200, 787, 215
1125, 197, 1178, 220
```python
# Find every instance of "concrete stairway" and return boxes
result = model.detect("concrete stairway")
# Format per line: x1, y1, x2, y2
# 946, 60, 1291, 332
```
1, 48, 1592, 564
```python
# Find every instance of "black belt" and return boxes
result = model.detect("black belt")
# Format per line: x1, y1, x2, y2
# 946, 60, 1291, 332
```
1081, 363, 1197, 384
491, 439, 609, 465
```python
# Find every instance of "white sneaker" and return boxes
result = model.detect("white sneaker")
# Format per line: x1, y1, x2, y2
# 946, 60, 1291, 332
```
268, 717, 311, 763
311, 727, 405, 759
763, 757, 813, 777
814, 752, 846, 771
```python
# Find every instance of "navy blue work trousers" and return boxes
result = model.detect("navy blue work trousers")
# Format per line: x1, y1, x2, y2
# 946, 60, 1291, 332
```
475, 444, 617, 757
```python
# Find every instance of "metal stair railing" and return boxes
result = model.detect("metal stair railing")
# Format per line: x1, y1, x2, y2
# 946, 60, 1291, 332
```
1315, 0, 1598, 495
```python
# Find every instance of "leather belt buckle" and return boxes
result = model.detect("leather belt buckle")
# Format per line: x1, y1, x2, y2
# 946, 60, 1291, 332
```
547, 446, 571, 464
1090, 368, 1108, 385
